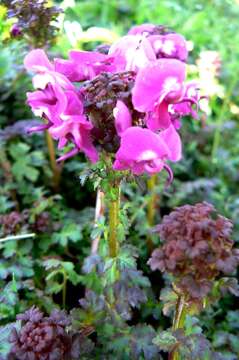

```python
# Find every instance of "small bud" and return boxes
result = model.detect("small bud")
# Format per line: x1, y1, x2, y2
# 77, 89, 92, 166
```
10, 23, 22, 37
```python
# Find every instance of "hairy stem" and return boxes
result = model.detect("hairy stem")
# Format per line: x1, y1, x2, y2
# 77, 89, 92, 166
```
45, 131, 62, 192
147, 174, 158, 252
108, 182, 120, 258
169, 294, 187, 360
91, 189, 105, 255
62, 270, 67, 309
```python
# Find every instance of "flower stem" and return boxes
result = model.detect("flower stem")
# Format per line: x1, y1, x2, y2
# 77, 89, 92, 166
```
108, 182, 120, 258
91, 189, 105, 255
211, 77, 237, 162
147, 174, 158, 252
169, 294, 187, 360
45, 131, 61, 192
172, 294, 187, 331
0, 149, 20, 210
62, 270, 67, 309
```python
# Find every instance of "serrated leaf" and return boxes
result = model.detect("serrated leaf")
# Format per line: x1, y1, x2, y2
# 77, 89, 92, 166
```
0, 321, 20, 356
53, 223, 82, 246
153, 331, 177, 351
67, 270, 82, 285
46, 269, 62, 282
46, 281, 63, 294
160, 287, 178, 316
43, 258, 61, 270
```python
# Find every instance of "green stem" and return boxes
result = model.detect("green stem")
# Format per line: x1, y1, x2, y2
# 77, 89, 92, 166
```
62, 270, 67, 309
45, 131, 62, 192
108, 182, 120, 258
211, 77, 237, 162
173, 295, 187, 330
0, 149, 20, 210
147, 174, 158, 252
169, 294, 187, 360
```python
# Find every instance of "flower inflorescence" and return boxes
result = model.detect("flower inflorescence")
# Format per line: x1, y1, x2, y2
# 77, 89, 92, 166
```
24, 23, 203, 177
148, 202, 239, 299
3, 0, 61, 46
0, 210, 50, 236
9, 307, 78, 360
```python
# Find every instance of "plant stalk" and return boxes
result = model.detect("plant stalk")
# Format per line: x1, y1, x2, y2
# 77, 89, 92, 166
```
91, 189, 105, 255
62, 270, 67, 309
0, 149, 20, 210
108, 182, 120, 258
169, 294, 187, 360
147, 174, 158, 252
211, 77, 237, 161
45, 131, 62, 192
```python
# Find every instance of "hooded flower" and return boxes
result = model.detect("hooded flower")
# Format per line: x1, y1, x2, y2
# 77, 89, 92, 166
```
23, 24, 202, 176
48, 91, 98, 162
54, 50, 116, 82
24, 49, 74, 90
127, 23, 156, 36
169, 81, 201, 120
113, 125, 181, 176
26, 83, 67, 127
26, 83, 98, 162
113, 100, 132, 136
149, 33, 188, 62
132, 58, 186, 130
108, 35, 156, 72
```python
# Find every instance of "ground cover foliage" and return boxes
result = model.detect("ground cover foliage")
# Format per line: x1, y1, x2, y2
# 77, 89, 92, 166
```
0, 1, 239, 359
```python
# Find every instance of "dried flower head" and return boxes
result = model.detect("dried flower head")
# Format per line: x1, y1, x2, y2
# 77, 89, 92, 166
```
0, 210, 50, 236
3, 0, 62, 47
0, 211, 23, 236
148, 202, 239, 299
9, 307, 73, 360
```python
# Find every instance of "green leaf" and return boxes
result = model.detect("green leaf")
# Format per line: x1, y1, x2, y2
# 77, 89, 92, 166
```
46, 281, 63, 295
67, 269, 82, 285
153, 331, 177, 351
45, 269, 62, 282
0, 321, 21, 356
9, 142, 30, 158
52, 223, 82, 246
43, 258, 61, 270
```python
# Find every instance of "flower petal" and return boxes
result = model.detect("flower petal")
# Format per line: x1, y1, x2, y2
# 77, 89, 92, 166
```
159, 125, 182, 162
113, 100, 132, 136
128, 23, 156, 35
132, 59, 186, 112
113, 127, 170, 175
24, 49, 54, 72
146, 101, 171, 131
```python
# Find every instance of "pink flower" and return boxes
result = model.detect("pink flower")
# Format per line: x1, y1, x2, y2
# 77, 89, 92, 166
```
149, 33, 188, 62
26, 84, 67, 126
24, 49, 74, 90
127, 23, 156, 36
113, 100, 132, 135
108, 35, 156, 71
27, 84, 98, 162
23, 25, 198, 171
49, 91, 98, 163
113, 125, 181, 176
169, 82, 201, 119
50, 115, 98, 163
55, 50, 116, 82
132, 59, 186, 130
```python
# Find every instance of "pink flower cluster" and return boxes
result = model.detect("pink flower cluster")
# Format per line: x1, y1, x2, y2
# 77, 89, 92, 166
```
25, 24, 201, 177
